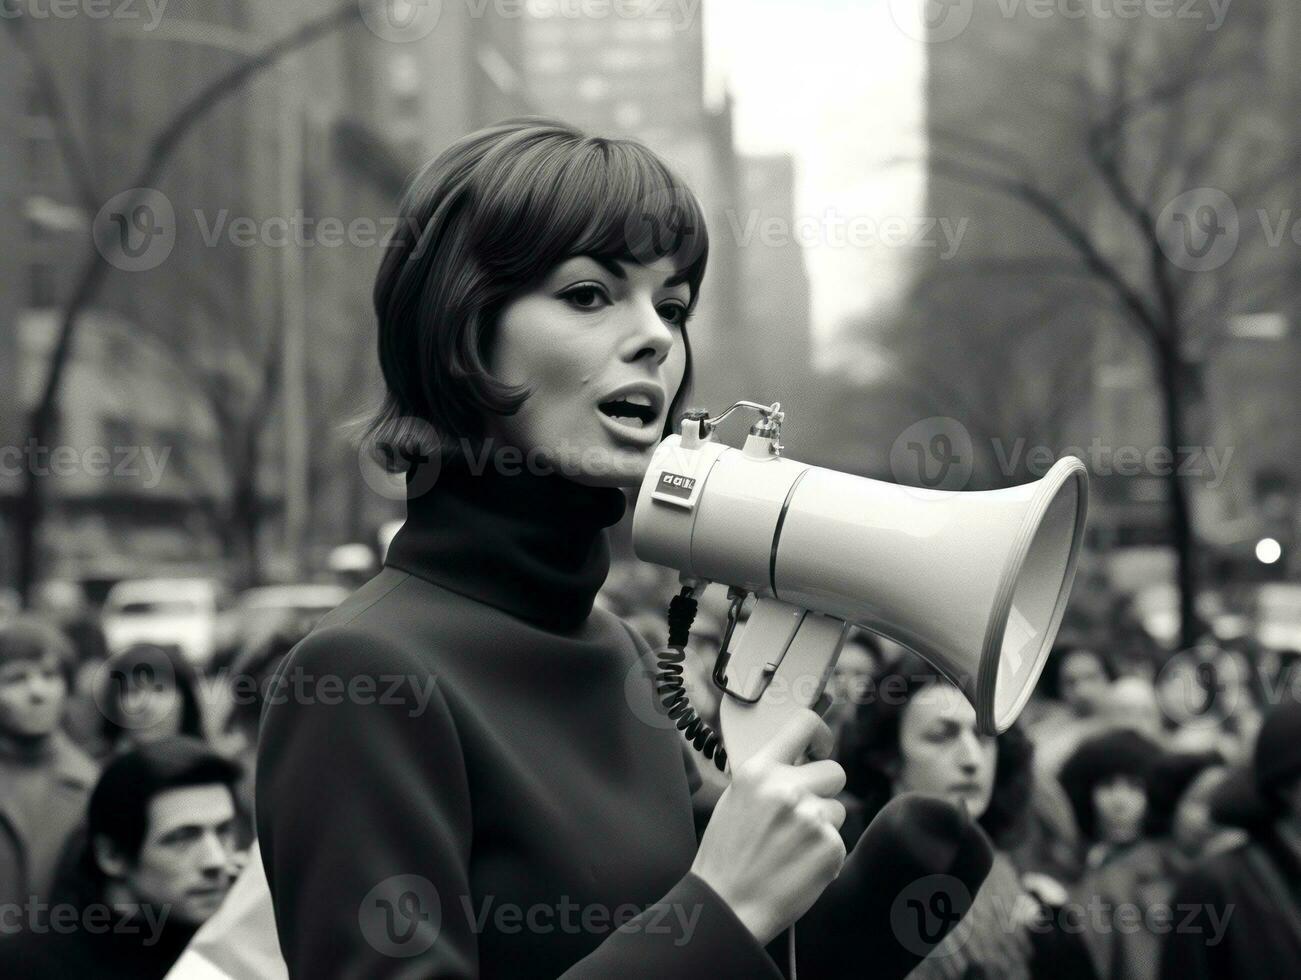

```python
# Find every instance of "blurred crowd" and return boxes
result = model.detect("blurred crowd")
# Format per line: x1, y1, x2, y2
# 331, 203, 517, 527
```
0, 560, 1298, 978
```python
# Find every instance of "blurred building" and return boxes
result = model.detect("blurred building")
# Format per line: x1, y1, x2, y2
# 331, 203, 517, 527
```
1, 1, 531, 592
513, 2, 748, 409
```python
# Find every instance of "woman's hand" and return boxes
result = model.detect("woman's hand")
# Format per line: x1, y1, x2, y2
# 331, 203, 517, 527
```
689, 708, 847, 946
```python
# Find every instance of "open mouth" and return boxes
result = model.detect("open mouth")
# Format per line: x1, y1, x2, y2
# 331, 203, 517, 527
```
597, 396, 658, 428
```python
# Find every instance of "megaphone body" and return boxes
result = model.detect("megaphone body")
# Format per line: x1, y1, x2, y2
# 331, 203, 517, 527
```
632, 404, 1088, 769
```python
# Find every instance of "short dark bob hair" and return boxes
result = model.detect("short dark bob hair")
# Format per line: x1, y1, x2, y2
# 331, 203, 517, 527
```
97, 642, 205, 749
366, 117, 709, 471
1058, 727, 1162, 843
837, 653, 1035, 851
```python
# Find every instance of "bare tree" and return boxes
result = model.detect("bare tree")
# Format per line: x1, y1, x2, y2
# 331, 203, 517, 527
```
4, 2, 369, 601
895, 17, 1297, 647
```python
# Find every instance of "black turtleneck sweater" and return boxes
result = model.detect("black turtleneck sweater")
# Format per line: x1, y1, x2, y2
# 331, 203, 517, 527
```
255, 457, 783, 978
256, 457, 992, 979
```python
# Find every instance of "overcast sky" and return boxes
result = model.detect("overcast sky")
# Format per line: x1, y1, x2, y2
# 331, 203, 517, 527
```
704, 0, 926, 352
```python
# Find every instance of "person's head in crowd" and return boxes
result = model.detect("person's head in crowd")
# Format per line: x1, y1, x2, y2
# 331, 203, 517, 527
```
1253, 700, 1301, 824
840, 652, 1034, 851
1059, 728, 1162, 848
1208, 648, 1263, 725
224, 624, 309, 746
1038, 643, 1115, 718
1172, 762, 1240, 857
1103, 675, 1164, 737
84, 736, 242, 928
1144, 750, 1223, 851
97, 643, 203, 753
830, 630, 880, 712
0, 615, 77, 743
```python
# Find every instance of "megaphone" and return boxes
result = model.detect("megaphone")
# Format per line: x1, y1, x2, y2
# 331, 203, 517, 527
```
632, 401, 1088, 770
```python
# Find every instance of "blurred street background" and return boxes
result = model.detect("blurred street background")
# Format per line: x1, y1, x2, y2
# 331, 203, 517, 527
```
2, 0, 1301, 975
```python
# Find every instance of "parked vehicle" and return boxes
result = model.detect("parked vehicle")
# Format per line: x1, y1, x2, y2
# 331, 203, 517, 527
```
101, 578, 230, 668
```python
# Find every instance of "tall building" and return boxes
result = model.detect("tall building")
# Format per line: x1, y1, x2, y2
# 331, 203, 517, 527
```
513, 2, 745, 410
1, 1, 532, 589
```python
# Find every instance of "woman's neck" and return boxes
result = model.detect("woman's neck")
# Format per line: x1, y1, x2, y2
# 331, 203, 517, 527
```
384, 451, 629, 632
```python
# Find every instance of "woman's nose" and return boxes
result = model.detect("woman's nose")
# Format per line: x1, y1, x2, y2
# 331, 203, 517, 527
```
621, 296, 675, 364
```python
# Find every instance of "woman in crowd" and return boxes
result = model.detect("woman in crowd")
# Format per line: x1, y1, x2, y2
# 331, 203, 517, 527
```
95, 642, 204, 757
1029, 644, 1118, 778
839, 652, 1095, 980
1070, 748, 1225, 980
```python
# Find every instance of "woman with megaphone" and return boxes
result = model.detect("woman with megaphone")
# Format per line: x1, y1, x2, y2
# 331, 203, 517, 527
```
254, 119, 992, 978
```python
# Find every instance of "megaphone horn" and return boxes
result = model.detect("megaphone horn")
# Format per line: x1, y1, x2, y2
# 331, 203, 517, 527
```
632, 402, 1089, 769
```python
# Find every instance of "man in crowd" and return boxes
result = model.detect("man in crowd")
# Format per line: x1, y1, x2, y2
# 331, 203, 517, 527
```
0, 615, 99, 908
0, 736, 244, 978
1160, 700, 1301, 978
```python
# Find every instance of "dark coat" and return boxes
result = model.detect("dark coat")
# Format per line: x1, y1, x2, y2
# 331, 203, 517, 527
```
1159, 830, 1301, 980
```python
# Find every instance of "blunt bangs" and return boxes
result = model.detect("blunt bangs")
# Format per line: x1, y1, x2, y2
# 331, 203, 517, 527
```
469, 133, 710, 301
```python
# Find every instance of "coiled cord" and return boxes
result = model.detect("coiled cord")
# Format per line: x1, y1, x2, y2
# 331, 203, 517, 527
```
654, 587, 728, 772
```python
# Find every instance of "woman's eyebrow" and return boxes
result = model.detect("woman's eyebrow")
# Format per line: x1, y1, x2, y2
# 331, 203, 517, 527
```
578, 255, 689, 289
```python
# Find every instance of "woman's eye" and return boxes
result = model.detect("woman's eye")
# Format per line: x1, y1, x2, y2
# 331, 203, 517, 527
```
658, 302, 690, 327
560, 285, 608, 310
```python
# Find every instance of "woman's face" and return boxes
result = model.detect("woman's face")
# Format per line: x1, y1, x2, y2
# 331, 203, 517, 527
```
119, 675, 184, 743
894, 681, 998, 819
1059, 649, 1109, 716
486, 255, 691, 488
1093, 776, 1147, 844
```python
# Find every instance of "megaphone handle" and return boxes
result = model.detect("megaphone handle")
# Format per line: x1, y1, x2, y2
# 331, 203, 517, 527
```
718, 602, 851, 771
